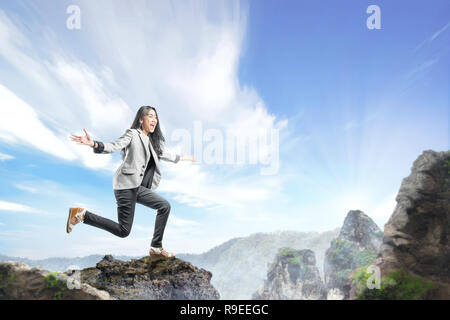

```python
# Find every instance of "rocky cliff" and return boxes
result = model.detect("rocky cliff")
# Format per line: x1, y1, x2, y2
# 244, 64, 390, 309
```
0, 254, 138, 272
252, 248, 326, 300
0, 255, 219, 300
178, 229, 339, 299
0, 260, 110, 300
82, 255, 220, 300
324, 210, 382, 299
351, 150, 450, 300
0, 229, 340, 300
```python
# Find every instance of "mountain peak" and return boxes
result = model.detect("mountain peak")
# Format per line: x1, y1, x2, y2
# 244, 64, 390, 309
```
253, 248, 326, 300
339, 210, 383, 252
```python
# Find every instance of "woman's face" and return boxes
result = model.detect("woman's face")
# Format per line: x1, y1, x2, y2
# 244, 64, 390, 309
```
142, 109, 158, 133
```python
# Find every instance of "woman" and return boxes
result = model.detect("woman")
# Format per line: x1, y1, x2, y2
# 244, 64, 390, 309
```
68, 106, 195, 258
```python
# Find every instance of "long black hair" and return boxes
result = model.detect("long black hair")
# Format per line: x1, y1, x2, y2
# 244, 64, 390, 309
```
130, 106, 165, 157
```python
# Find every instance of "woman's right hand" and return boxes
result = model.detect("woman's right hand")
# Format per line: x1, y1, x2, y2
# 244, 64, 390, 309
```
70, 128, 94, 147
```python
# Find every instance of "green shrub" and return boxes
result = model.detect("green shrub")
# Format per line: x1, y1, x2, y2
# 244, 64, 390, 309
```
279, 248, 297, 257
329, 239, 355, 267
44, 272, 67, 300
335, 269, 352, 283
278, 248, 303, 265
0, 271, 17, 290
353, 268, 435, 300
354, 250, 377, 267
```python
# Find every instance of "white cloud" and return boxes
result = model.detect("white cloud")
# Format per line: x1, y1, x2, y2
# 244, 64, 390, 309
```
431, 21, 450, 41
369, 192, 397, 229
404, 58, 438, 81
67, 141, 119, 171
0, 10, 54, 91
48, 57, 134, 136
7, 178, 109, 215
0, 200, 42, 214
414, 21, 450, 52
0, 1, 291, 213
0, 230, 36, 242
0, 152, 14, 161
170, 215, 201, 227
134, 214, 200, 233
0, 10, 132, 170
68, 235, 151, 257
14, 184, 37, 194
0, 84, 77, 161
158, 160, 281, 209
73, 0, 288, 155
68, 223, 217, 257
67, 0, 289, 207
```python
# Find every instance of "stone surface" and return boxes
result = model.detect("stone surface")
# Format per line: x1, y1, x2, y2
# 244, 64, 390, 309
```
252, 248, 326, 300
0, 261, 110, 300
324, 210, 382, 299
352, 150, 450, 299
81, 254, 220, 300
178, 229, 340, 299
1, 254, 220, 300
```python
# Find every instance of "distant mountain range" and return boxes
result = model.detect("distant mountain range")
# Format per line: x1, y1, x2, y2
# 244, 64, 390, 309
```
178, 229, 340, 299
0, 253, 139, 272
1, 228, 339, 299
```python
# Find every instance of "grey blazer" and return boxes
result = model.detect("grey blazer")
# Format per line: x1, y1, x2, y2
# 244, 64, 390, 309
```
93, 128, 180, 190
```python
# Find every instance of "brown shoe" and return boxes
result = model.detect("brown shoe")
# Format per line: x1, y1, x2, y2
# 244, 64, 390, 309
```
66, 207, 86, 234
149, 247, 175, 258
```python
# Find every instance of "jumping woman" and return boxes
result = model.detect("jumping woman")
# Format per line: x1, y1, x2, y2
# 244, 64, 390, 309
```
67, 106, 195, 258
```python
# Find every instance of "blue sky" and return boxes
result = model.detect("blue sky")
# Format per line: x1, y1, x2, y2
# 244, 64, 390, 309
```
0, 0, 448, 259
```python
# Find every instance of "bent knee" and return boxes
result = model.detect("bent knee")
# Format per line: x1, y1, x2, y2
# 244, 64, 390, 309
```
162, 201, 171, 213
119, 227, 131, 238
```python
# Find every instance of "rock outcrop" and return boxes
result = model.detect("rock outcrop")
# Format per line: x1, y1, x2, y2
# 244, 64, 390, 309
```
0, 261, 110, 300
324, 210, 382, 299
351, 150, 450, 300
81, 255, 220, 300
178, 229, 340, 299
0, 255, 220, 300
252, 248, 326, 300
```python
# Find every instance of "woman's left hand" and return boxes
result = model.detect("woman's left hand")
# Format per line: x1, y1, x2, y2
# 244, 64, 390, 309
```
181, 155, 196, 162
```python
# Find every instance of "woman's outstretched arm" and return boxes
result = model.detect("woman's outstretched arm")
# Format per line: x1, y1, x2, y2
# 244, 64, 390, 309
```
70, 128, 95, 147
70, 128, 133, 154
180, 155, 196, 162
159, 147, 196, 163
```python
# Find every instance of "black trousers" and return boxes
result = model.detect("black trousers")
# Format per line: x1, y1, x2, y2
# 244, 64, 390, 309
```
83, 186, 171, 248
